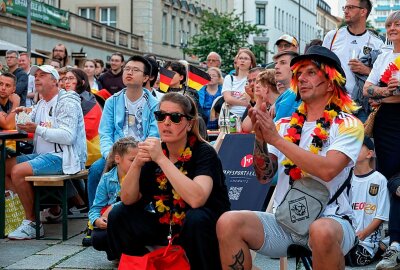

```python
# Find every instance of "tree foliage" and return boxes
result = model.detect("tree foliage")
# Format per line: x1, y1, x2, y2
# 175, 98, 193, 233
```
185, 11, 266, 72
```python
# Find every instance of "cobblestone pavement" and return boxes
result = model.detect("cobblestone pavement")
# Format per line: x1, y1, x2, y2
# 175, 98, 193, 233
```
0, 219, 379, 269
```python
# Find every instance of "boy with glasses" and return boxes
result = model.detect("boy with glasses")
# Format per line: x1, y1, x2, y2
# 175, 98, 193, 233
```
85, 56, 159, 245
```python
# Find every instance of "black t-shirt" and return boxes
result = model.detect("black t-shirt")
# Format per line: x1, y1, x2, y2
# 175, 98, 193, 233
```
0, 100, 12, 113
139, 140, 230, 219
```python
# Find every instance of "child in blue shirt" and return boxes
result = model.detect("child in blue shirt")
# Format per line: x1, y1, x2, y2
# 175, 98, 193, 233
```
89, 137, 138, 260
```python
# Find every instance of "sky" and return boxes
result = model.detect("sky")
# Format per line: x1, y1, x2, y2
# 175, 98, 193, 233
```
325, 0, 346, 17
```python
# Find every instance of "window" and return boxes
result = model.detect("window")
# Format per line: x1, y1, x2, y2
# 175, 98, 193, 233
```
171, 16, 176, 45
256, 4, 265, 25
79, 8, 96, 20
100, 7, 116, 27
187, 21, 191, 36
162, 13, 167, 43
274, 7, 277, 28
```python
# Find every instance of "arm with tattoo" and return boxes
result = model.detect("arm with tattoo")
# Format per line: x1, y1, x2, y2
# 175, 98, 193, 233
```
365, 84, 392, 98
253, 139, 278, 184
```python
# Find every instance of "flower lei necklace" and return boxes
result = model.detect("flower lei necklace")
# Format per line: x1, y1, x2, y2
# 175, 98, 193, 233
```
282, 102, 341, 183
153, 135, 196, 226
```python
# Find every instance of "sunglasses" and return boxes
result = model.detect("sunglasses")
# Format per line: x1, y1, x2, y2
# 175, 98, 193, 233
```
154, 111, 192, 124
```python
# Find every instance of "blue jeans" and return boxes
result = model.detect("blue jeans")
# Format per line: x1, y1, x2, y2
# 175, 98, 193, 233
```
88, 157, 106, 209
17, 153, 63, 175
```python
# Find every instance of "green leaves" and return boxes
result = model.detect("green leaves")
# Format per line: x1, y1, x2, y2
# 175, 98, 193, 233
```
184, 11, 265, 72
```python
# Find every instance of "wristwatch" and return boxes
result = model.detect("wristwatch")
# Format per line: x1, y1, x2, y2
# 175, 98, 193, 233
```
367, 85, 374, 97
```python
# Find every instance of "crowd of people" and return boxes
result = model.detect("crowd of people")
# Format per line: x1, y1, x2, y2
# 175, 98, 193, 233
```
1, 0, 400, 269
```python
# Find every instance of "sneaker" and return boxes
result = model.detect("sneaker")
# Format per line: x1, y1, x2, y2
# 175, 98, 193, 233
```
68, 206, 88, 218
8, 220, 44, 240
82, 221, 93, 247
376, 245, 400, 270
40, 208, 62, 223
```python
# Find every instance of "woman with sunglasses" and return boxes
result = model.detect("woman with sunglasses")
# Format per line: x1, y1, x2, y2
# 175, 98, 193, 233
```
107, 92, 230, 269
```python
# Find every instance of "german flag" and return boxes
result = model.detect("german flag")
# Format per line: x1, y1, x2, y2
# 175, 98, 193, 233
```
81, 92, 102, 166
187, 65, 211, 91
159, 67, 177, 92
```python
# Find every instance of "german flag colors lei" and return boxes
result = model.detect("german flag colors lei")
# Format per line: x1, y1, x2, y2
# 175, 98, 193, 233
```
282, 102, 341, 183
153, 135, 196, 226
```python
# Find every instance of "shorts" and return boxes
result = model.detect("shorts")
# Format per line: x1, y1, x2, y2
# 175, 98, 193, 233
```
254, 212, 356, 258
16, 153, 63, 175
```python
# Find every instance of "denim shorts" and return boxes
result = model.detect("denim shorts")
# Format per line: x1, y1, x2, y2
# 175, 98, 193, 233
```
16, 153, 63, 175
254, 212, 356, 258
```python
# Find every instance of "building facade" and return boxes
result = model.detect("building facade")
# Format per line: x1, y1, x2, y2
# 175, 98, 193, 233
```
370, 0, 400, 34
317, 0, 341, 40
0, 0, 233, 66
234, 0, 319, 63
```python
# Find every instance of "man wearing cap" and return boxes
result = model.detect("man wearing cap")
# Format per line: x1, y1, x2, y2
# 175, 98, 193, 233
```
5, 65, 87, 240
217, 46, 364, 269
275, 34, 299, 53
322, 0, 383, 113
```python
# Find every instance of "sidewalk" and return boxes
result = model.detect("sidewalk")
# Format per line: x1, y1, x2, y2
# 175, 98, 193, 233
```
0, 219, 379, 270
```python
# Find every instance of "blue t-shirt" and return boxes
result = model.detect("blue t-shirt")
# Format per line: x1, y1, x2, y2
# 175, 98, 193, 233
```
199, 85, 222, 129
274, 89, 301, 122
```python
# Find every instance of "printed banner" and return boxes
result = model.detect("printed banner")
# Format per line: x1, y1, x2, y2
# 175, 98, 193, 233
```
3, 0, 70, 30
218, 134, 271, 211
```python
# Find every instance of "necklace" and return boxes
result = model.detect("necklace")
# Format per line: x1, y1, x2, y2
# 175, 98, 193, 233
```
153, 135, 196, 226
282, 102, 341, 183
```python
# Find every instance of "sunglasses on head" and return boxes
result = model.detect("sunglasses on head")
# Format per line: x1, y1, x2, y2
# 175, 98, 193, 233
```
154, 111, 192, 124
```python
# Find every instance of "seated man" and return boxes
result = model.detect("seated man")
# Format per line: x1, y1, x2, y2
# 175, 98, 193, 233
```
0, 72, 20, 130
5, 65, 87, 240
217, 46, 363, 269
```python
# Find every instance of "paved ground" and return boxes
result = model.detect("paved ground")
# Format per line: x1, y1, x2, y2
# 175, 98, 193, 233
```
0, 219, 379, 269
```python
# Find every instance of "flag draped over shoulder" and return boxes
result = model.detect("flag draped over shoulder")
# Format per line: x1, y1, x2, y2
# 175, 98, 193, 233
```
159, 67, 177, 92
187, 65, 211, 91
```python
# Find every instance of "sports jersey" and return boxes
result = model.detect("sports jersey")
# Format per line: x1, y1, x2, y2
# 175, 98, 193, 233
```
323, 27, 383, 95
269, 112, 363, 218
350, 170, 389, 256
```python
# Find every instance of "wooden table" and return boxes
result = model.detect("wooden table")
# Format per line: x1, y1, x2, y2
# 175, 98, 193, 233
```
0, 130, 28, 238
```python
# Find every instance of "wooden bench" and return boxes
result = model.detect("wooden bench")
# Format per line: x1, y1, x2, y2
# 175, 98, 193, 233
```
25, 169, 88, 240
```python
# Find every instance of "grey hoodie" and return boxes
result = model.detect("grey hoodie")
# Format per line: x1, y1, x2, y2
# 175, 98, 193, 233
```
32, 89, 87, 174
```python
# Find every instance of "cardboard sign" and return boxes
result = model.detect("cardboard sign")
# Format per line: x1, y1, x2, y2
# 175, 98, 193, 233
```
218, 134, 271, 211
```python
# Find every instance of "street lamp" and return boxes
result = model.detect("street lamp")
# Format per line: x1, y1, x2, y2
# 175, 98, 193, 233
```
180, 30, 189, 60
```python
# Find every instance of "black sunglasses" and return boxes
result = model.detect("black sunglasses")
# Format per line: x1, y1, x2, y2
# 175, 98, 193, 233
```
154, 111, 192, 124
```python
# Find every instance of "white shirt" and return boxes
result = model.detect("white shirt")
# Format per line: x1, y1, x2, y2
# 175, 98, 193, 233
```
367, 50, 400, 84
221, 75, 247, 117
25, 74, 36, 107
123, 93, 145, 141
323, 27, 383, 95
35, 94, 62, 156
350, 170, 389, 256
269, 112, 363, 218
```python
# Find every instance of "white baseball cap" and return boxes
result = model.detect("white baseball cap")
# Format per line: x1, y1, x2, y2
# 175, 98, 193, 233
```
29, 65, 60, 80
275, 34, 299, 47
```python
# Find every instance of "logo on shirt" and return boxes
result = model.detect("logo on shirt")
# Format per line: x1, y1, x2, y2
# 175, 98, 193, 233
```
351, 40, 357, 44
369, 183, 379, 196
363, 46, 372, 55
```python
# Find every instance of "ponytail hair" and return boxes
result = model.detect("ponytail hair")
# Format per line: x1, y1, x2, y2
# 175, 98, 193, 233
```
104, 137, 138, 173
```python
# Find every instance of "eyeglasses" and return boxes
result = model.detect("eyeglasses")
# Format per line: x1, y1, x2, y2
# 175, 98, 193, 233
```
123, 67, 144, 73
238, 57, 251, 61
63, 76, 76, 82
342, 5, 364, 11
154, 111, 192, 124
207, 59, 220, 62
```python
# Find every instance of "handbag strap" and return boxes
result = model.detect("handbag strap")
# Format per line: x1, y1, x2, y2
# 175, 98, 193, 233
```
327, 167, 353, 205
